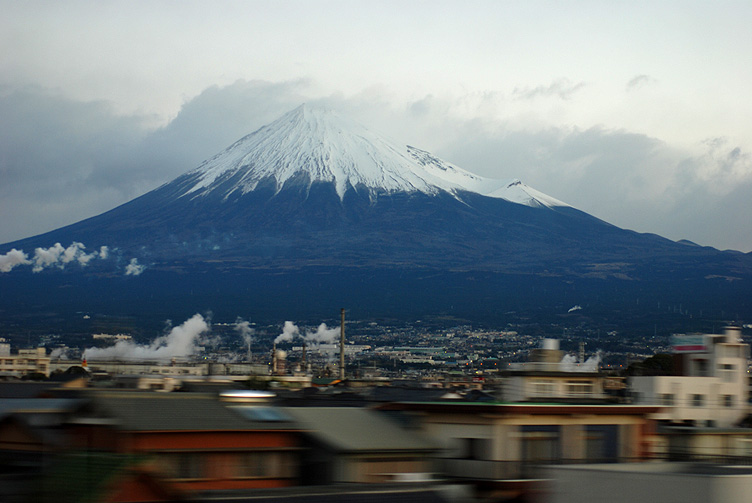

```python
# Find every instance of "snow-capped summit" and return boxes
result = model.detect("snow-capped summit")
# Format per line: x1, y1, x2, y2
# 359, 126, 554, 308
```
178, 104, 567, 208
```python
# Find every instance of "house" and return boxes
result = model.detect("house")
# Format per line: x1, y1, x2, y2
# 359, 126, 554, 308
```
500, 339, 613, 403
630, 327, 750, 428
276, 407, 440, 484
379, 401, 660, 480
64, 391, 303, 493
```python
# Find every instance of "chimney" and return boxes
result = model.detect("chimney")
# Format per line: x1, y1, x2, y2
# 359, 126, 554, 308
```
340, 308, 346, 380
272, 343, 277, 374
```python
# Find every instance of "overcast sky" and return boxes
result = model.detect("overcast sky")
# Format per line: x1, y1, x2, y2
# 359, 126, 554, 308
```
2, 1, 752, 251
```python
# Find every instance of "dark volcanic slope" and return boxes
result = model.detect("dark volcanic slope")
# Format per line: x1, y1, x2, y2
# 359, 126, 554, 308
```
8, 175, 750, 280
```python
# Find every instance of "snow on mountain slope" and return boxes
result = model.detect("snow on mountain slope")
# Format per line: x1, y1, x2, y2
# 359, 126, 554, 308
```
179, 104, 569, 208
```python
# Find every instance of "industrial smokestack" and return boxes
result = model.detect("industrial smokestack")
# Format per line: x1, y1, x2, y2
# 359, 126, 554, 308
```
579, 342, 585, 366
340, 308, 345, 380
272, 343, 277, 375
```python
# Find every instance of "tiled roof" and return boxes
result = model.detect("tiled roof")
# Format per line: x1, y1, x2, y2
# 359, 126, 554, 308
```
281, 407, 438, 453
86, 391, 296, 431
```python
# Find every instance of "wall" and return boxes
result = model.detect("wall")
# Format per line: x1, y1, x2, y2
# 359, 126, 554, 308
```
545, 464, 752, 503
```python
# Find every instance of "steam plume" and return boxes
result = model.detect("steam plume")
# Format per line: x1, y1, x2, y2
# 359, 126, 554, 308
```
275, 321, 299, 344
274, 321, 340, 345
305, 323, 340, 344
84, 313, 210, 361
235, 318, 254, 345
560, 352, 601, 372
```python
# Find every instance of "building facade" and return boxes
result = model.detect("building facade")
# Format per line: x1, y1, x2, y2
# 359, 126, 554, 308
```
631, 327, 750, 428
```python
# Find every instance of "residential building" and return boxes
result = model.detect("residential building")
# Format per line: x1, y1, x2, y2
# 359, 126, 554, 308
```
277, 407, 439, 484
379, 401, 660, 491
630, 327, 750, 427
65, 391, 303, 493
500, 339, 612, 403
0, 347, 51, 377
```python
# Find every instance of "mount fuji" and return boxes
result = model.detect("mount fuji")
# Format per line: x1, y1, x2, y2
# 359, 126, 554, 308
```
2, 104, 751, 326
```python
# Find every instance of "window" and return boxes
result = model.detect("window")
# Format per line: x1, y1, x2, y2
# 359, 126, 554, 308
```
721, 345, 742, 358
566, 381, 594, 397
694, 359, 708, 377
533, 379, 555, 397
521, 426, 560, 463
723, 395, 734, 408
236, 452, 271, 478
458, 438, 490, 460
660, 393, 675, 406
160, 453, 205, 479
719, 363, 736, 383
692, 394, 704, 407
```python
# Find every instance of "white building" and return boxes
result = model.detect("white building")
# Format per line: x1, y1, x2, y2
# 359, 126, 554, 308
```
0, 347, 51, 377
631, 327, 749, 428
501, 339, 611, 403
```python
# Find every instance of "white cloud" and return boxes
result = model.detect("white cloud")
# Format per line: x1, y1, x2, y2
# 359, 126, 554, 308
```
124, 258, 145, 276
0, 249, 30, 272
30, 242, 110, 273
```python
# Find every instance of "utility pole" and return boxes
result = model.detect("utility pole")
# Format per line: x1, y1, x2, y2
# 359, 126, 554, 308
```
340, 308, 346, 380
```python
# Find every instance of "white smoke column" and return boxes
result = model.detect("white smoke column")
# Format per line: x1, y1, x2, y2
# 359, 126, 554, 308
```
275, 321, 299, 344
85, 313, 209, 361
304, 323, 340, 344
125, 258, 145, 276
559, 354, 578, 372
235, 318, 254, 358
0, 249, 31, 272
49, 348, 68, 360
568, 305, 582, 313
559, 352, 602, 372
580, 352, 602, 372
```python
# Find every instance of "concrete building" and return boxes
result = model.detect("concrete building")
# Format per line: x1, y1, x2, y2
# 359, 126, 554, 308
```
498, 339, 615, 403
379, 401, 660, 483
630, 327, 750, 428
0, 347, 51, 377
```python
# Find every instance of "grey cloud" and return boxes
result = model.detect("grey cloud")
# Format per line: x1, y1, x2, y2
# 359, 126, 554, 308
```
626, 74, 656, 91
513, 79, 586, 100
0, 90, 154, 243
0, 81, 313, 244
440, 123, 752, 251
